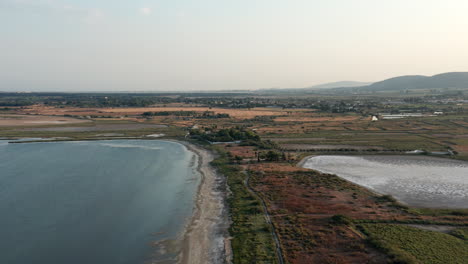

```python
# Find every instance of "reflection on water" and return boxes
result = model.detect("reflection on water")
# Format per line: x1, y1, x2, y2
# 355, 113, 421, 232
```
303, 155, 468, 208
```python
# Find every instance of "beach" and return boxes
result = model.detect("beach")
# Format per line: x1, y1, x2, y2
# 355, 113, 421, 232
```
178, 142, 231, 264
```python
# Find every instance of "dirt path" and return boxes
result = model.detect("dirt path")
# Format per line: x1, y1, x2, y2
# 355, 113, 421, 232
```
244, 169, 285, 264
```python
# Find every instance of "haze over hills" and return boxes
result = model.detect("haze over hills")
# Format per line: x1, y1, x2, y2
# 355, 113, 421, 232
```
3, 72, 467, 94
340, 72, 468, 92
257, 72, 468, 94
307, 81, 373, 89
256, 81, 372, 93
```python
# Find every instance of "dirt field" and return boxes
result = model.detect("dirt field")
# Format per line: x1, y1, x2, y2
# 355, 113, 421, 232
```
21, 123, 167, 132
17, 106, 297, 119
279, 144, 385, 151
0, 114, 90, 127
274, 115, 362, 122
99, 107, 291, 119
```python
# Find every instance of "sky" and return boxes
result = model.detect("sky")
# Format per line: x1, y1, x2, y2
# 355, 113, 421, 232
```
1, 0, 468, 92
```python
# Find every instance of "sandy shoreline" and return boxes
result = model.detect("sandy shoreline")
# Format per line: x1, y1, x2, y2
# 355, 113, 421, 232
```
296, 155, 315, 168
176, 141, 231, 264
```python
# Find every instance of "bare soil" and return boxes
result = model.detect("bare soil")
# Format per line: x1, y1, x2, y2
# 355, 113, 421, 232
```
0, 114, 90, 127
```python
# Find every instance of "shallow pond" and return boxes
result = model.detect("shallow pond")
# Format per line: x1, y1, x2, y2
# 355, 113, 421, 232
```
303, 155, 468, 208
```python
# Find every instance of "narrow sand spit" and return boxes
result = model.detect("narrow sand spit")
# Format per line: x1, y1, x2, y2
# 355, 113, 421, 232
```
177, 141, 232, 264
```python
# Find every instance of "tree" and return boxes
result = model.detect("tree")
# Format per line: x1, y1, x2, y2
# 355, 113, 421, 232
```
265, 150, 280, 161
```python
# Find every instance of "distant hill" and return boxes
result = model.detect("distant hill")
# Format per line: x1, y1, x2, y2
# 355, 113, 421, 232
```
255, 72, 468, 94
352, 72, 468, 92
256, 81, 371, 93
307, 81, 372, 89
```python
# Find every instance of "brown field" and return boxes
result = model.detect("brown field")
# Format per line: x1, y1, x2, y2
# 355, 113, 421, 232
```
0, 114, 90, 127
8, 105, 468, 158
18, 105, 298, 119
20, 106, 113, 117
453, 145, 468, 152
246, 161, 468, 264
224, 145, 257, 159
99, 107, 291, 119
248, 163, 391, 264
274, 115, 362, 122
279, 144, 385, 151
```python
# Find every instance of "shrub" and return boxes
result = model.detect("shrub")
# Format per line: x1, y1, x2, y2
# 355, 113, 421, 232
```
330, 214, 353, 225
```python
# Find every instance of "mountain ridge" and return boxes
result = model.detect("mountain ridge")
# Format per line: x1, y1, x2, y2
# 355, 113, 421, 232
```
348, 72, 468, 92
256, 72, 468, 94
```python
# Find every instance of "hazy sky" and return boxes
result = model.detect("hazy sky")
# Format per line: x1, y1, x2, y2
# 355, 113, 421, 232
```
1, 0, 468, 91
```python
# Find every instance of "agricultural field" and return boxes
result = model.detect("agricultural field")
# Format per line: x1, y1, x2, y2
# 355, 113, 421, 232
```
0, 114, 91, 127
359, 224, 468, 264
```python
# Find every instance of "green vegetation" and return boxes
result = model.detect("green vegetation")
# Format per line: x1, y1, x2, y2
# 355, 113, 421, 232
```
190, 127, 260, 143
375, 194, 409, 210
261, 150, 281, 161
407, 208, 468, 217
450, 227, 468, 241
211, 148, 278, 264
142, 111, 229, 118
359, 224, 468, 264
330, 214, 353, 226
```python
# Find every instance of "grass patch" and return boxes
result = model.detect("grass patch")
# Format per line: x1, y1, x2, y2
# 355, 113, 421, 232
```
407, 208, 468, 217
359, 223, 468, 264
330, 214, 353, 226
211, 149, 278, 264
450, 227, 468, 241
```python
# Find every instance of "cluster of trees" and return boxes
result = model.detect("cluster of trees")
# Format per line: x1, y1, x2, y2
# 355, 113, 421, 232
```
143, 111, 197, 117
190, 127, 260, 142
142, 111, 229, 119
228, 150, 291, 164
260, 150, 283, 161
2, 92, 466, 116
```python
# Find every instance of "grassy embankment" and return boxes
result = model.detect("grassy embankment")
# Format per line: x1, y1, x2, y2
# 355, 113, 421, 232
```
359, 224, 468, 264
209, 145, 278, 264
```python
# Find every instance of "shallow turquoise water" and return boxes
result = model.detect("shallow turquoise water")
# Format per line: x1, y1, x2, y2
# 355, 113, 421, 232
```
0, 140, 200, 264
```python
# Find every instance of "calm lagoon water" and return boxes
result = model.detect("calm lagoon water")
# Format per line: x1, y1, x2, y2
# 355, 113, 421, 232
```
303, 155, 468, 208
0, 140, 200, 264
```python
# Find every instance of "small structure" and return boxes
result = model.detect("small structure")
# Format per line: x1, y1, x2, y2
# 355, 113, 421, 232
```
434, 111, 444, 115
371, 115, 379, 122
